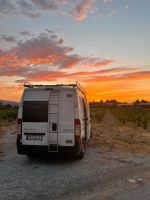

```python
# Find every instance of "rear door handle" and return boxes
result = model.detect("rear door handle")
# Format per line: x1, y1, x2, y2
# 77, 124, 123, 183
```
52, 123, 57, 131
84, 117, 88, 120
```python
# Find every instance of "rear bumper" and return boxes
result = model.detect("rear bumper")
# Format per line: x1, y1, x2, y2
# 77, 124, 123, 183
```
16, 139, 80, 156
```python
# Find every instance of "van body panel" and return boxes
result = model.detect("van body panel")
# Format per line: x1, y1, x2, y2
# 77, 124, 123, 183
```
57, 96, 74, 146
22, 122, 48, 146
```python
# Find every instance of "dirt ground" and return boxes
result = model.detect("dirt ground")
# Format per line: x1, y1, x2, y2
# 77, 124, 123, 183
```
89, 110, 150, 154
1, 119, 150, 199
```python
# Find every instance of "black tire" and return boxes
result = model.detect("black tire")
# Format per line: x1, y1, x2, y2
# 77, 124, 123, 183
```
27, 154, 35, 159
75, 140, 85, 159
16, 139, 23, 154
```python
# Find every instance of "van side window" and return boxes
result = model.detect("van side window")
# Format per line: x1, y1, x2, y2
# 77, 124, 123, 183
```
82, 98, 87, 119
79, 97, 87, 119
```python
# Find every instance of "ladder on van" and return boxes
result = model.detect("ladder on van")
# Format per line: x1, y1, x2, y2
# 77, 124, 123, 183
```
48, 95, 59, 153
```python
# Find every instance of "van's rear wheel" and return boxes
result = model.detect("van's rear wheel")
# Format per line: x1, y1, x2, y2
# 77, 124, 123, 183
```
75, 139, 85, 159
27, 154, 35, 158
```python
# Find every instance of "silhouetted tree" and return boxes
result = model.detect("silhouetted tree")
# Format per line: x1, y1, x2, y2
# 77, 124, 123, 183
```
133, 100, 140, 104
141, 99, 149, 103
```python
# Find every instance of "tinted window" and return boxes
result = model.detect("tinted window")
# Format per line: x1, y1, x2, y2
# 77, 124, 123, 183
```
23, 101, 48, 122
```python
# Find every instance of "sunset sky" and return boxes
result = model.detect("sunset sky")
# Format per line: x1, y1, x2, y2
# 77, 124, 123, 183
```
0, 0, 150, 102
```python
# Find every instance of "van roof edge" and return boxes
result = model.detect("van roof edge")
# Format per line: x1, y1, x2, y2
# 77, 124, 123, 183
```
24, 81, 86, 95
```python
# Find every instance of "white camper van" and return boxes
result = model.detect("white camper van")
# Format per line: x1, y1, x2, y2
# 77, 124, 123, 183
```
17, 82, 91, 159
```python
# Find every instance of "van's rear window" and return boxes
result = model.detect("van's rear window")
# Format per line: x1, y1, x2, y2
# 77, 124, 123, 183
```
23, 101, 48, 122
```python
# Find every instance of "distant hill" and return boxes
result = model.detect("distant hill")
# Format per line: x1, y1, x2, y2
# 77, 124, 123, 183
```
0, 100, 19, 106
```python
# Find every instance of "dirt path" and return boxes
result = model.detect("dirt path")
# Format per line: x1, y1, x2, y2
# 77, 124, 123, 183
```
90, 110, 121, 150
97, 110, 120, 136
90, 109, 150, 154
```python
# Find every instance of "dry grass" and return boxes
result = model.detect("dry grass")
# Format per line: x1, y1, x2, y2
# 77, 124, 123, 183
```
89, 108, 150, 154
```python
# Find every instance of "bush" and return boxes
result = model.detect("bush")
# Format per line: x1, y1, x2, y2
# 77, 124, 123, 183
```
111, 106, 150, 129
0, 107, 18, 121
91, 106, 106, 121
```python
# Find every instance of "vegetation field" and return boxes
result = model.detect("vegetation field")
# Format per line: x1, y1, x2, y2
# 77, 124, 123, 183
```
90, 104, 150, 154
111, 105, 150, 129
0, 104, 18, 123
1, 101, 150, 154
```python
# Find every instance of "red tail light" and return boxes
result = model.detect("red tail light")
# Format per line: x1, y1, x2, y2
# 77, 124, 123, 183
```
17, 118, 22, 140
74, 119, 81, 141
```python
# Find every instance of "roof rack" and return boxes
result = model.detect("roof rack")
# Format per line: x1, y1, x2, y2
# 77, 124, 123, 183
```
24, 81, 86, 95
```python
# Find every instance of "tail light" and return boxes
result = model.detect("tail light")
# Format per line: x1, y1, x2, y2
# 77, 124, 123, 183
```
17, 118, 22, 140
74, 119, 81, 141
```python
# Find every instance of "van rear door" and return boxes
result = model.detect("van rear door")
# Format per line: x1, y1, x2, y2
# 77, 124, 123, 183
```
58, 90, 75, 147
48, 90, 75, 152
22, 90, 49, 146
22, 89, 75, 151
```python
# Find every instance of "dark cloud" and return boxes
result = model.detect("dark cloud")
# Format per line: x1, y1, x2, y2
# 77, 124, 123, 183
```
15, 33, 74, 63
0, 0, 17, 16
0, 0, 95, 21
17, 0, 40, 18
0, 0, 131, 21
18, 0, 33, 11
21, 9, 40, 18
0, 65, 29, 77
20, 31, 31, 36
31, 0, 58, 11
0, 35, 17, 43
0, 0, 40, 18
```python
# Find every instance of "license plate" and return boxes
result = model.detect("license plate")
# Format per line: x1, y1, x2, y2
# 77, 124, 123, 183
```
26, 135, 43, 141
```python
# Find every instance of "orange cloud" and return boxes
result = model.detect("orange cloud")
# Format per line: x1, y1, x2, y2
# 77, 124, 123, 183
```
0, 31, 149, 103
12, 67, 136, 83
83, 71, 150, 82
0, 31, 114, 82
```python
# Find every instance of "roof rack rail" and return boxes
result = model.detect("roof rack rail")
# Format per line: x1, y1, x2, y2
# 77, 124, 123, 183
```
24, 81, 86, 95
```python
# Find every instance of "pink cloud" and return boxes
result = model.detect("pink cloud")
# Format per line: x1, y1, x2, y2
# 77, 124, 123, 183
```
0, 0, 130, 21
0, 31, 114, 82
70, 0, 93, 21
1, 31, 142, 86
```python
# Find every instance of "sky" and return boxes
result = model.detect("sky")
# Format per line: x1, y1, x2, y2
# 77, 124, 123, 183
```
0, 0, 150, 102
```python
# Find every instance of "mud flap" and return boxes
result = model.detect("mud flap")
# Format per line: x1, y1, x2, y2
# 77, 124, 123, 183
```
16, 139, 23, 154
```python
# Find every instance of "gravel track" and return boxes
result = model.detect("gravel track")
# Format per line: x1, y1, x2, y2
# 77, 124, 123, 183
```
1, 120, 150, 200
